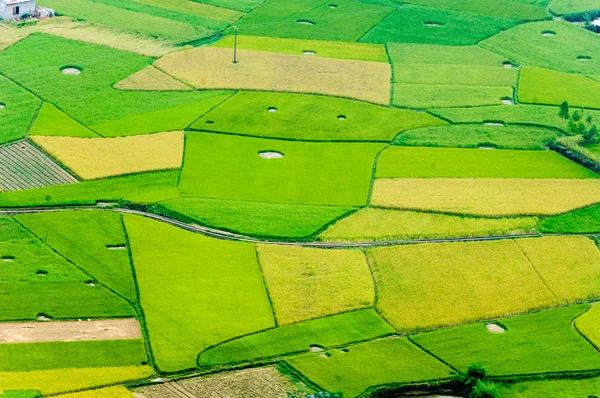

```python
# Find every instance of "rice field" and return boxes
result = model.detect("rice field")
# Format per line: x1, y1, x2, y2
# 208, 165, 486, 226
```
31, 131, 184, 180
30, 103, 99, 138
154, 47, 392, 105
549, 0, 600, 15
575, 303, 600, 349
0, 140, 79, 192
114, 66, 192, 91
401, 0, 548, 20
0, 75, 42, 145
256, 245, 374, 325
371, 178, 600, 216
539, 203, 600, 233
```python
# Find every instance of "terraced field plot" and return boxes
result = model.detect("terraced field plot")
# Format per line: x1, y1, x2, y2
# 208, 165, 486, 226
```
0, 140, 78, 192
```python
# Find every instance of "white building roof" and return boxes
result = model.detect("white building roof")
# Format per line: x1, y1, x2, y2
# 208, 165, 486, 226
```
3, 0, 32, 4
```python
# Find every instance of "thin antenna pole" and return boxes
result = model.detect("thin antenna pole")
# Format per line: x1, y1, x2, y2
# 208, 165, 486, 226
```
233, 26, 238, 64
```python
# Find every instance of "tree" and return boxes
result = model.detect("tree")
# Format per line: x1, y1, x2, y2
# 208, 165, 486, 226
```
587, 114, 594, 126
470, 380, 499, 398
584, 124, 599, 144
573, 110, 582, 122
559, 101, 570, 121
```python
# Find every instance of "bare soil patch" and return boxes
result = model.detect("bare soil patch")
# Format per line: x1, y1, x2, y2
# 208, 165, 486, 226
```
486, 323, 506, 333
0, 318, 141, 343
61, 67, 81, 75
258, 151, 284, 159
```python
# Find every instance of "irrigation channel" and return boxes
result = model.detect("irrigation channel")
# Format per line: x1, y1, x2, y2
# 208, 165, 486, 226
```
0, 204, 565, 248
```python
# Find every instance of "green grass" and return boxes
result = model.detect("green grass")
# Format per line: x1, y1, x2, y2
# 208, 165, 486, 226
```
387, 43, 508, 66
0, 34, 229, 127
0, 74, 42, 145
393, 64, 517, 87
15, 211, 137, 301
375, 147, 597, 178
318, 208, 538, 242
0, 340, 147, 372
124, 215, 274, 372
232, 0, 395, 42
197, 309, 395, 368
0, 216, 135, 321
540, 204, 600, 233
401, 0, 548, 20
192, 0, 264, 12
412, 304, 600, 375
38, 0, 227, 42
178, 133, 385, 207
500, 377, 600, 397
90, 94, 234, 137
394, 124, 559, 149
519, 66, 600, 110
480, 21, 600, 75
212, 35, 389, 62
431, 104, 600, 132
393, 84, 513, 108
29, 103, 99, 138
286, 337, 453, 398
159, 198, 356, 239
367, 239, 558, 332
0, 170, 180, 208
549, 0, 600, 14
360, 4, 518, 45
191, 92, 446, 142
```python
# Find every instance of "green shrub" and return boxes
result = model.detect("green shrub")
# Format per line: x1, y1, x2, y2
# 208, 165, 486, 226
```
470, 380, 499, 398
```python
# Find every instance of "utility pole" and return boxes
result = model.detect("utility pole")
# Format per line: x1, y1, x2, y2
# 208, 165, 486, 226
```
233, 26, 239, 64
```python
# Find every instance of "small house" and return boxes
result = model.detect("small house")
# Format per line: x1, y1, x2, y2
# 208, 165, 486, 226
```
0, 0, 36, 20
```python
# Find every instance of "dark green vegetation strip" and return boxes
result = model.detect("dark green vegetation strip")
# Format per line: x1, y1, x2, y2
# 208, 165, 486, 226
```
0, 216, 134, 321
540, 204, 600, 233
233, 0, 395, 42
0, 140, 78, 192
15, 211, 137, 302
286, 337, 454, 398
125, 215, 274, 373
0, 75, 41, 145
360, 4, 518, 45
0, 34, 230, 129
0, 339, 147, 372
198, 309, 395, 369
191, 91, 446, 142
412, 304, 600, 376
159, 198, 357, 239
394, 124, 559, 150
375, 147, 599, 178
178, 133, 386, 207
0, 170, 180, 208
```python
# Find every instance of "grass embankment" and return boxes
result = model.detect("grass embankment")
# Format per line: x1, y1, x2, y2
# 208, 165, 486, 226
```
371, 178, 600, 215
318, 209, 538, 242
31, 131, 184, 180
124, 215, 274, 372
394, 124, 558, 149
368, 236, 600, 331
413, 304, 600, 375
15, 211, 137, 301
154, 47, 391, 105
376, 147, 596, 178
159, 198, 357, 239
178, 133, 385, 207
256, 245, 374, 325
191, 91, 445, 142
286, 338, 453, 398
361, 4, 517, 45
198, 310, 395, 368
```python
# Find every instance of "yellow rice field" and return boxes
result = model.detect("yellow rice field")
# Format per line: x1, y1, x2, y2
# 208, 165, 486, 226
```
371, 178, 600, 216
256, 244, 374, 325
154, 47, 392, 104
115, 66, 193, 91
55, 386, 134, 398
31, 131, 184, 180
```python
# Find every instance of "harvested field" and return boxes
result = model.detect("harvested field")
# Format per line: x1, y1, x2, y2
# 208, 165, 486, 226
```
0, 318, 141, 344
0, 140, 78, 192
135, 366, 311, 398
31, 131, 184, 180
0, 366, 152, 395
115, 66, 192, 91
154, 47, 391, 104
318, 208, 538, 242
371, 178, 600, 216
256, 245, 374, 325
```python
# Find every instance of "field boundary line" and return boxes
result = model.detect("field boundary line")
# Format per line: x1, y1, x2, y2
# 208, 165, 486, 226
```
363, 250, 398, 331
24, 99, 44, 140
512, 239, 559, 301
355, 4, 398, 43
407, 336, 461, 374
366, 146, 389, 206
120, 213, 160, 375
253, 245, 279, 327
184, 91, 238, 131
